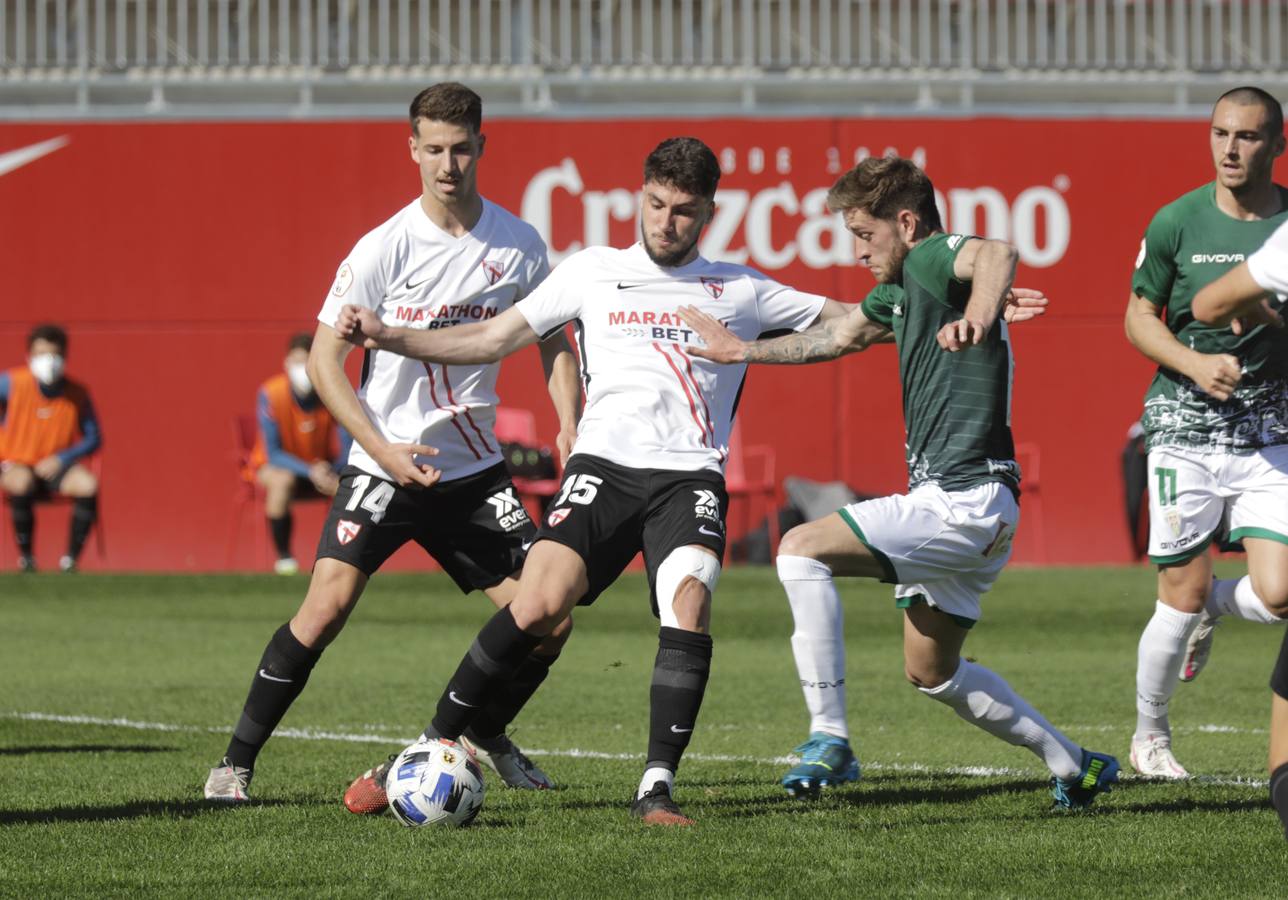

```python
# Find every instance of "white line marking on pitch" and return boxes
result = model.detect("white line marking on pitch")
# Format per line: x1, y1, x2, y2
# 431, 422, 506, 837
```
4, 711, 1268, 789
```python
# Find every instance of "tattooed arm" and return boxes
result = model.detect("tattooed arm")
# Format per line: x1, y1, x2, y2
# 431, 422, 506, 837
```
679, 300, 887, 365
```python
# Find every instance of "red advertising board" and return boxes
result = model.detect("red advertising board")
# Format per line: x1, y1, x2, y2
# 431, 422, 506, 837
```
0, 118, 1222, 570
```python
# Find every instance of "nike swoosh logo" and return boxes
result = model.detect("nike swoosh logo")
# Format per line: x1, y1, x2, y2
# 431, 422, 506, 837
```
406, 277, 428, 290
670, 725, 693, 733
616, 282, 648, 290
521, 541, 534, 552
258, 669, 293, 684
448, 690, 479, 708
0, 136, 70, 178
698, 524, 723, 538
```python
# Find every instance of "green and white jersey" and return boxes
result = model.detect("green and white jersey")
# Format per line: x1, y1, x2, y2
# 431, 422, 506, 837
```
1132, 182, 1288, 454
861, 233, 1019, 497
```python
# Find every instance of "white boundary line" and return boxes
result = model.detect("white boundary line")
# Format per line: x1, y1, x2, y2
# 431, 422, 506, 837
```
4, 710, 1269, 789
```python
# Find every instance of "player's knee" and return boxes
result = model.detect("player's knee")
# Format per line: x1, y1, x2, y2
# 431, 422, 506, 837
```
294, 565, 364, 647
1251, 570, 1288, 618
510, 589, 573, 635
777, 524, 820, 561
903, 657, 956, 690
655, 546, 721, 630
538, 615, 573, 654
1158, 566, 1210, 613
1, 466, 36, 496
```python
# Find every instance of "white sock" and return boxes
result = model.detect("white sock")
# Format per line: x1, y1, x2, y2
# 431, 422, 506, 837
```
1134, 600, 1201, 738
1207, 576, 1284, 625
920, 659, 1083, 780
777, 554, 849, 739
637, 766, 674, 799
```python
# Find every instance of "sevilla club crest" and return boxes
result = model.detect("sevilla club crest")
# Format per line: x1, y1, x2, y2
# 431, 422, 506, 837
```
547, 507, 571, 527
700, 277, 724, 299
480, 259, 504, 285
337, 519, 362, 545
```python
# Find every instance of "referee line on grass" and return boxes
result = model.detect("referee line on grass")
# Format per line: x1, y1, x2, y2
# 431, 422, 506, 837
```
6, 711, 1269, 788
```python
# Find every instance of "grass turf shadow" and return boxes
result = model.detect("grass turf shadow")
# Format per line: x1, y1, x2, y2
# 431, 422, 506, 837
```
0, 744, 178, 756
0, 797, 306, 825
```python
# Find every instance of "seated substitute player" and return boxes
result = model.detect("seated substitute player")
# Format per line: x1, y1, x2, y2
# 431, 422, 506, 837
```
1190, 217, 1288, 837
679, 156, 1119, 809
336, 139, 1050, 825
335, 136, 836, 826
203, 82, 581, 806
0, 324, 101, 573
247, 332, 349, 574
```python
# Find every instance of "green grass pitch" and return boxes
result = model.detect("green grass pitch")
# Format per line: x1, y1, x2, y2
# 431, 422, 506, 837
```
2, 565, 1286, 898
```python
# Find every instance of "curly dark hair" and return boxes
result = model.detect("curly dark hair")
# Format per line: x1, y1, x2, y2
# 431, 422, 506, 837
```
643, 137, 721, 200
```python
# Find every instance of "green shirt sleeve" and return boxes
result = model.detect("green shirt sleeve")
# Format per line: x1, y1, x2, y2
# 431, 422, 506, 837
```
903, 233, 975, 310
1130, 207, 1179, 307
860, 284, 902, 327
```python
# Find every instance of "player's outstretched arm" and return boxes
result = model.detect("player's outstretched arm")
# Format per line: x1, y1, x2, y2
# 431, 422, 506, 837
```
308, 322, 442, 488
335, 304, 541, 364
1003, 288, 1049, 324
939, 238, 1018, 351
1124, 293, 1243, 401
537, 329, 582, 466
680, 300, 889, 365
1192, 262, 1285, 331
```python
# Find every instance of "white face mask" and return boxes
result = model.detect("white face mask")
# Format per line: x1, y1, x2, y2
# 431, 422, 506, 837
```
286, 361, 313, 396
29, 353, 65, 386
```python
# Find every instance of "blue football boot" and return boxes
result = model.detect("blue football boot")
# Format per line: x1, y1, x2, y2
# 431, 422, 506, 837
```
1050, 749, 1120, 810
782, 732, 861, 798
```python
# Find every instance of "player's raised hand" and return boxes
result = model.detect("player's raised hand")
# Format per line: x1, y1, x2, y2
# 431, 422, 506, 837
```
1002, 288, 1049, 324
1229, 296, 1284, 335
1188, 352, 1243, 401
376, 443, 442, 488
678, 305, 746, 363
335, 305, 385, 348
937, 317, 990, 351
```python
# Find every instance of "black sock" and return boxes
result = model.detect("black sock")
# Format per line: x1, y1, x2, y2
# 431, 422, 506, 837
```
67, 496, 97, 561
268, 515, 292, 559
10, 495, 33, 557
645, 627, 713, 773
224, 622, 322, 770
465, 651, 560, 747
1273, 762, 1288, 840
429, 606, 542, 741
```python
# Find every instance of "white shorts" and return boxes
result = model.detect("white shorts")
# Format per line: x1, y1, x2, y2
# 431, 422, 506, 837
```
838, 482, 1020, 626
1146, 444, 1288, 564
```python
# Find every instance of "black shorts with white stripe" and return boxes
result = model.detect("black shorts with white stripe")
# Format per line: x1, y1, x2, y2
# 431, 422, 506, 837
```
316, 463, 535, 590
533, 453, 727, 612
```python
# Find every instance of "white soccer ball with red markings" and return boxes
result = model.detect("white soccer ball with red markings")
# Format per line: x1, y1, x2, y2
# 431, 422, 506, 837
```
384, 737, 485, 827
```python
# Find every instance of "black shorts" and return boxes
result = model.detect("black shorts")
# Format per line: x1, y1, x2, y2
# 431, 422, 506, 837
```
316, 463, 536, 592
535, 454, 728, 613
1273, 628, 1288, 701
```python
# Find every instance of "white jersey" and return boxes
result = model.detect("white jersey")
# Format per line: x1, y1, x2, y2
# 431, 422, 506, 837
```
319, 197, 549, 482
516, 243, 826, 473
1247, 217, 1288, 297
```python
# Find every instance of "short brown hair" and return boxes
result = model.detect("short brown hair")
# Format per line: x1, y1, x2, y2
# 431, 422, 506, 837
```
1215, 85, 1284, 139
826, 156, 942, 231
643, 137, 722, 201
28, 323, 67, 353
409, 82, 482, 135
287, 333, 312, 353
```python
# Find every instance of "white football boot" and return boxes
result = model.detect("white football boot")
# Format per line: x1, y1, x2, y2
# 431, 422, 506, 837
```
460, 733, 553, 789
1130, 733, 1190, 780
204, 758, 253, 801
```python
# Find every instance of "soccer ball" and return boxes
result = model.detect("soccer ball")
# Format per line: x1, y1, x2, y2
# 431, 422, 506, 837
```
384, 737, 486, 827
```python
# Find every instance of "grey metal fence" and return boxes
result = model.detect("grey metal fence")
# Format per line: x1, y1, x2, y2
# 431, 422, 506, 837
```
2, 2, 1286, 118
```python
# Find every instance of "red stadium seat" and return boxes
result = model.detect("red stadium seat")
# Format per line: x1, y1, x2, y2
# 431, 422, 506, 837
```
725, 421, 780, 559
494, 407, 563, 520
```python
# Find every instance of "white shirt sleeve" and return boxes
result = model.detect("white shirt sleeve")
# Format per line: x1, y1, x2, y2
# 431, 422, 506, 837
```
317, 233, 388, 327
1246, 219, 1288, 296
515, 251, 586, 339
750, 273, 829, 334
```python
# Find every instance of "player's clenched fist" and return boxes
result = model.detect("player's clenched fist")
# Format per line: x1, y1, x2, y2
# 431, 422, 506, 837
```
937, 317, 990, 352
1187, 352, 1243, 401
335, 305, 385, 348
